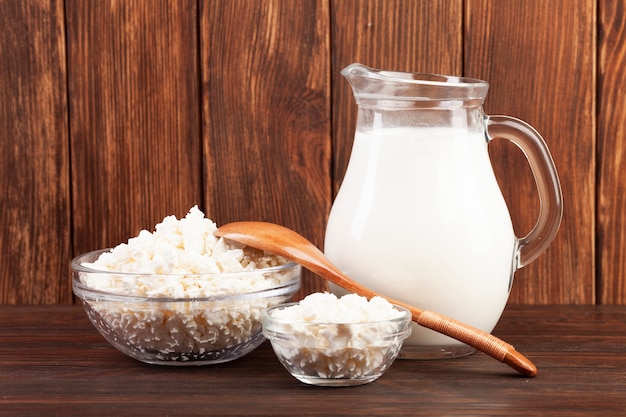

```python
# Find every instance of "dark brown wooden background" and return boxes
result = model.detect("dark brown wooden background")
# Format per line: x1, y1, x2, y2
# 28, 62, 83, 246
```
0, 0, 622, 305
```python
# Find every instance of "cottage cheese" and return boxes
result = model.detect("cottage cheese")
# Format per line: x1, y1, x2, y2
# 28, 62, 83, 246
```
264, 293, 410, 381
82, 205, 290, 297
77, 206, 298, 364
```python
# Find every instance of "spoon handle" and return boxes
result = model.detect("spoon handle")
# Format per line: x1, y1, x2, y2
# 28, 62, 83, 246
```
308, 248, 537, 376
413, 309, 537, 377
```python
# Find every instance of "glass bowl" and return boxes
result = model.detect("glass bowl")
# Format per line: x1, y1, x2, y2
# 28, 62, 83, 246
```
262, 301, 412, 386
72, 249, 301, 366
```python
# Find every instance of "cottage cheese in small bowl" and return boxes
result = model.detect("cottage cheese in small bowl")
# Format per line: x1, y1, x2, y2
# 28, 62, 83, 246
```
262, 292, 412, 386
72, 206, 300, 365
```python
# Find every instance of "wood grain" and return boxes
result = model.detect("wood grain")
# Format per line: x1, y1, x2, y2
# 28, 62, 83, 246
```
200, 0, 331, 297
0, 0, 71, 304
67, 0, 202, 255
465, 0, 596, 304
0, 0, 623, 305
2, 305, 626, 415
598, 0, 626, 303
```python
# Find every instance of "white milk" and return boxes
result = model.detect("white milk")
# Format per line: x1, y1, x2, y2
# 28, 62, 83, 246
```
325, 127, 516, 351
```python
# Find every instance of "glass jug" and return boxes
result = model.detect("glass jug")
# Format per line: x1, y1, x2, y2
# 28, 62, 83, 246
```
325, 64, 563, 359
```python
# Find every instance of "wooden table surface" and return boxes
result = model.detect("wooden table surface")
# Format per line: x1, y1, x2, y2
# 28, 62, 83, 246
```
1, 304, 625, 416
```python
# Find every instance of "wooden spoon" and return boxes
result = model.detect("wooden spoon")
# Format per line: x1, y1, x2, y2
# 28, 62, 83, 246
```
215, 221, 537, 377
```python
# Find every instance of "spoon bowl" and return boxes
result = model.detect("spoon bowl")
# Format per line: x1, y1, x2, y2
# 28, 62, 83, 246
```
215, 221, 537, 377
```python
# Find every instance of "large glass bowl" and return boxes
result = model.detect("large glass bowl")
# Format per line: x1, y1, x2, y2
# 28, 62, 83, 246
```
72, 249, 301, 366
262, 302, 412, 386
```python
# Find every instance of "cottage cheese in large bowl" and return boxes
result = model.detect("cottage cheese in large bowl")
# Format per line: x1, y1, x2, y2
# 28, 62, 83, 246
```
72, 206, 301, 365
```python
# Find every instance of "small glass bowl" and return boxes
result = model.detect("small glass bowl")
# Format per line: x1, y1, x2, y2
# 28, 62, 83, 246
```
72, 249, 301, 366
262, 302, 412, 386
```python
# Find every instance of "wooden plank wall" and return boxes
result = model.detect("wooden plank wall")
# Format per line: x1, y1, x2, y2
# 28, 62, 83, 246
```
0, 0, 622, 305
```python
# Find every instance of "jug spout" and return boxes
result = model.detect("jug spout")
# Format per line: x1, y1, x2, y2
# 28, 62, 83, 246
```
341, 63, 404, 100
341, 63, 489, 106
340, 63, 378, 88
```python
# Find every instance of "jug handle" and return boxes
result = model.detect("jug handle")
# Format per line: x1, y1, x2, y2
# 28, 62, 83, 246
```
485, 116, 563, 269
